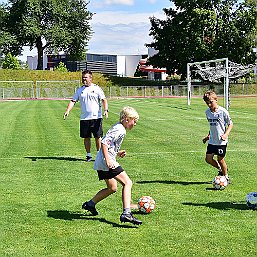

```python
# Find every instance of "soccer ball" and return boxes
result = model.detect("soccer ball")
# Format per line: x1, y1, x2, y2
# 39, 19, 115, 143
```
246, 192, 257, 210
138, 196, 155, 213
212, 175, 228, 190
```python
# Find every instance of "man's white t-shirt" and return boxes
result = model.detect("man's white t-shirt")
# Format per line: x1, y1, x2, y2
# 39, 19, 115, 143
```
205, 106, 232, 145
94, 122, 126, 171
72, 83, 106, 120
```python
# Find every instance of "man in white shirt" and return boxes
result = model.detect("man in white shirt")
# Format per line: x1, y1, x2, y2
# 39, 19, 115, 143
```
64, 70, 108, 161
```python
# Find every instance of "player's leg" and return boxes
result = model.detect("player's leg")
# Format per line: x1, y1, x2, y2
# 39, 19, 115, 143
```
115, 171, 142, 225
93, 118, 103, 152
95, 137, 101, 152
205, 153, 220, 169
217, 156, 227, 175
80, 120, 93, 161
92, 178, 118, 203
82, 178, 117, 215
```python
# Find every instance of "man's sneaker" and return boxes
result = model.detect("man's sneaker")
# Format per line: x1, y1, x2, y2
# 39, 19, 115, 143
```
82, 202, 98, 216
86, 156, 93, 162
120, 213, 142, 225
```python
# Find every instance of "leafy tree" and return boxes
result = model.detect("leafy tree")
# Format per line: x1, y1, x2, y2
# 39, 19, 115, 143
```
147, 0, 257, 79
0, 4, 21, 57
2, 52, 21, 69
4, 0, 93, 70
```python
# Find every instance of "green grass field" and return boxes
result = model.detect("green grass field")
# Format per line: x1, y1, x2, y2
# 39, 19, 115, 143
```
0, 97, 256, 256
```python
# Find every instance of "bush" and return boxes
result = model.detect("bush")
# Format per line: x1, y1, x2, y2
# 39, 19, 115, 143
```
2, 53, 21, 70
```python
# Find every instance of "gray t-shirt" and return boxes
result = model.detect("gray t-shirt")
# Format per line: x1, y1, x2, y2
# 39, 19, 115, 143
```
205, 106, 232, 145
94, 122, 126, 171
72, 83, 106, 120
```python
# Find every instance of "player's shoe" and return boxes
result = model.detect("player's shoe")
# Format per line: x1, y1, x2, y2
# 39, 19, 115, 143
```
86, 156, 93, 162
82, 202, 98, 216
217, 169, 223, 176
226, 176, 231, 184
120, 213, 142, 225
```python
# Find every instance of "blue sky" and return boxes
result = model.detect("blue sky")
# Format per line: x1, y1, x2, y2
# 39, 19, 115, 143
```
0, 0, 174, 61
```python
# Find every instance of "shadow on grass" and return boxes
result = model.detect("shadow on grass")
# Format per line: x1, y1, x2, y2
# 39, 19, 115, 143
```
47, 210, 138, 228
182, 202, 249, 210
25, 156, 86, 162
136, 180, 211, 185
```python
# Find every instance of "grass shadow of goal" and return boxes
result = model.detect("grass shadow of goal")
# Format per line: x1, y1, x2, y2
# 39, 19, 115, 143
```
182, 202, 249, 211
136, 180, 211, 185
25, 156, 85, 162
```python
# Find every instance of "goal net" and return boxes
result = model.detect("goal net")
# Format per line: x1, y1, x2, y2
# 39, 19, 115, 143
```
187, 58, 255, 109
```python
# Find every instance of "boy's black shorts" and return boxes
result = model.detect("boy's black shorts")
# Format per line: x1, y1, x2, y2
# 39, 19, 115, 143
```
206, 144, 227, 157
80, 118, 103, 138
97, 166, 124, 180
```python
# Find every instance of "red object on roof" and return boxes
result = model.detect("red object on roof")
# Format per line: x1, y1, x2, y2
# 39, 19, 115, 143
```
139, 58, 167, 73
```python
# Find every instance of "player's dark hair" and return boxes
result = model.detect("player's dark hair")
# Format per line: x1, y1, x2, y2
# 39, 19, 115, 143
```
82, 70, 92, 76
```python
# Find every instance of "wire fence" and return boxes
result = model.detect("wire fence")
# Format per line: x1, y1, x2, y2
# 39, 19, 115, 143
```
0, 80, 257, 99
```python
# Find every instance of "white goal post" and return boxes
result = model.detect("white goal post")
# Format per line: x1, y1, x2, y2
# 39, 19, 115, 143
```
187, 58, 255, 110
187, 58, 229, 109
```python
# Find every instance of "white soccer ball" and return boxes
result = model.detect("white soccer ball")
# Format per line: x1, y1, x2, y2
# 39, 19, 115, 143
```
246, 192, 257, 210
212, 175, 228, 190
138, 196, 156, 214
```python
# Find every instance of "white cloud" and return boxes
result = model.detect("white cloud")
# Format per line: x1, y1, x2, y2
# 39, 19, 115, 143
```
104, 0, 134, 6
88, 22, 151, 55
91, 10, 164, 25
148, 0, 157, 4
87, 10, 166, 55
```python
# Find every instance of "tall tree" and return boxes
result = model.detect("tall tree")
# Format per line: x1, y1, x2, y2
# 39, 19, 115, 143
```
4, 0, 93, 70
0, 4, 21, 57
147, 0, 257, 79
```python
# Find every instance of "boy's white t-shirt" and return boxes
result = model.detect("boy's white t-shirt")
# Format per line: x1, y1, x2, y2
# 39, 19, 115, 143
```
205, 106, 232, 145
94, 122, 126, 171
72, 84, 106, 120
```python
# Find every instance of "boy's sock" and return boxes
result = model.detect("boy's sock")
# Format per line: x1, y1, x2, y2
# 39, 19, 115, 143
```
86, 152, 92, 157
87, 199, 95, 207
123, 208, 131, 214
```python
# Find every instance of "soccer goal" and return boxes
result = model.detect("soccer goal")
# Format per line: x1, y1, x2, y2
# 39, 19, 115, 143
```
187, 58, 255, 109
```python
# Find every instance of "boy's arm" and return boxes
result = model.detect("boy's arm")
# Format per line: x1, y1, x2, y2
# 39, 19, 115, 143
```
203, 132, 210, 144
221, 122, 233, 141
101, 143, 116, 169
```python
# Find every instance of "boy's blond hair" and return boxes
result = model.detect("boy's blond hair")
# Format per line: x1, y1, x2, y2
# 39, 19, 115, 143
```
203, 90, 218, 102
120, 106, 139, 122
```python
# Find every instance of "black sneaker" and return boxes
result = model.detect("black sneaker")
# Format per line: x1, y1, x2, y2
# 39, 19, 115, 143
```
82, 202, 98, 216
120, 213, 142, 225
86, 156, 93, 162
226, 176, 231, 184
217, 169, 223, 176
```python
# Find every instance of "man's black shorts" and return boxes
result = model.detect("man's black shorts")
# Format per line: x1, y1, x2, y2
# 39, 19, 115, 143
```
206, 144, 227, 157
80, 118, 103, 138
97, 166, 124, 180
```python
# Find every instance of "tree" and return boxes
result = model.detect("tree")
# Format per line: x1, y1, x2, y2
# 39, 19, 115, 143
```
4, 0, 93, 70
147, 0, 257, 79
0, 4, 21, 57
2, 52, 21, 69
